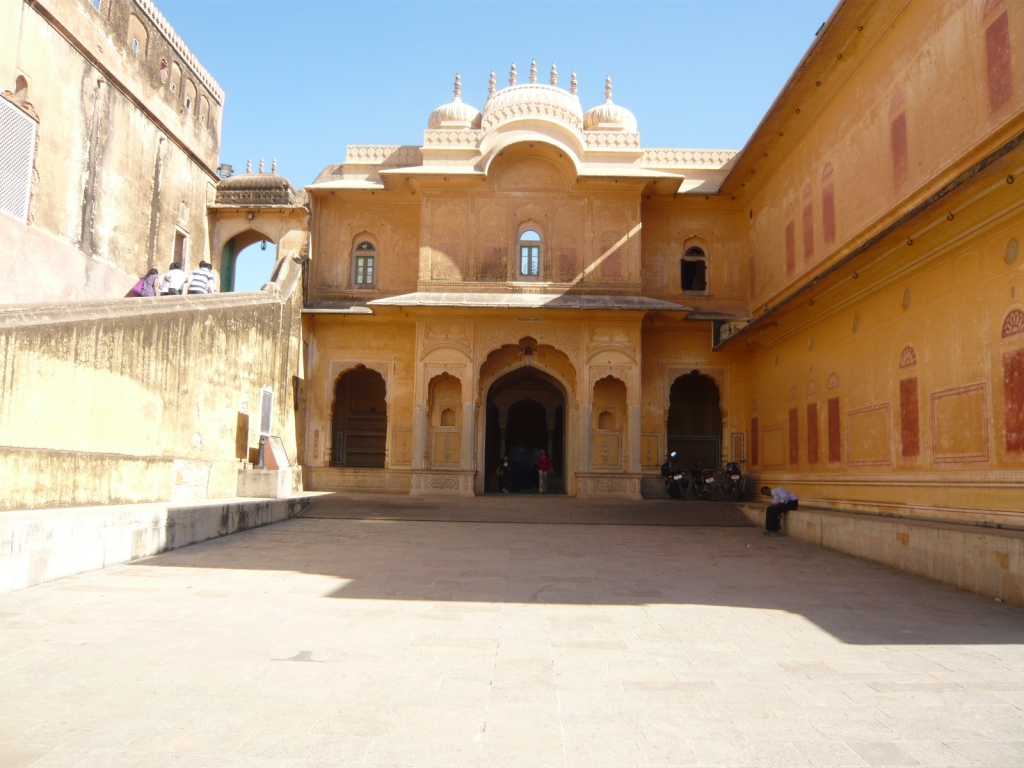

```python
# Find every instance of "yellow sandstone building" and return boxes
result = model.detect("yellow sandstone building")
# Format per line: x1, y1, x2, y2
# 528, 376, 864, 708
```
300, 65, 743, 499
3, 0, 1024, 599
291, 0, 1024, 532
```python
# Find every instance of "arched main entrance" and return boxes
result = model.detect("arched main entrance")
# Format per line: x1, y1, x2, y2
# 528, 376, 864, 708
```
485, 368, 565, 493
331, 367, 387, 467
667, 371, 722, 470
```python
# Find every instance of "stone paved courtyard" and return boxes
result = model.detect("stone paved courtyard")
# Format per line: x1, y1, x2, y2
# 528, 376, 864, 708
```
2, 495, 1024, 767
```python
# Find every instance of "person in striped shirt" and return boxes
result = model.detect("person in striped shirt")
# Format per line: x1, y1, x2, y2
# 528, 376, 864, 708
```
186, 261, 218, 295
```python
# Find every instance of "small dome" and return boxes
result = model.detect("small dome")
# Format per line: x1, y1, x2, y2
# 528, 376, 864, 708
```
583, 76, 637, 132
216, 161, 302, 206
428, 74, 481, 130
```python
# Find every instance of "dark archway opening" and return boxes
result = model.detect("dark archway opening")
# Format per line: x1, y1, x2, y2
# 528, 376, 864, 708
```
667, 371, 722, 470
485, 367, 565, 493
331, 367, 387, 468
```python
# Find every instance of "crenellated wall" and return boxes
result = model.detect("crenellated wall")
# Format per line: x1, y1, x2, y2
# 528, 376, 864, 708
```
0, 0, 223, 302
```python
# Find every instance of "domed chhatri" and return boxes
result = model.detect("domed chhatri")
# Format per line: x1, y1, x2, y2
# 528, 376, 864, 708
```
480, 61, 585, 132
584, 76, 637, 132
428, 74, 482, 130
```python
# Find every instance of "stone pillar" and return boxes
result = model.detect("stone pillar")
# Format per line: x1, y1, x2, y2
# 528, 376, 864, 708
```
461, 401, 474, 469
412, 402, 428, 470
579, 403, 592, 473
498, 403, 509, 456
627, 404, 642, 474
545, 406, 555, 458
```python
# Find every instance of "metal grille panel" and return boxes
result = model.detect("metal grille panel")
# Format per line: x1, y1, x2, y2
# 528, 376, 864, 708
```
0, 98, 36, 223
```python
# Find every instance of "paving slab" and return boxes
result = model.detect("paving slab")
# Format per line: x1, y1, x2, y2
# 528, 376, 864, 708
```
1, 495, 1023, 767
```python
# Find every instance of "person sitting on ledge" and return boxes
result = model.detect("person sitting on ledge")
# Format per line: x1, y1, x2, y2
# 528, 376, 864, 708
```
761, 486, 798, 536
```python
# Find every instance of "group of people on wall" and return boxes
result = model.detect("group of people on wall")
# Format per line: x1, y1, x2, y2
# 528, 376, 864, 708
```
129, 262, 219, 297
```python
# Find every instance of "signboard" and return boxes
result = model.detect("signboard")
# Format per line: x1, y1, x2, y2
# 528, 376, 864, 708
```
259, 386, 274, 437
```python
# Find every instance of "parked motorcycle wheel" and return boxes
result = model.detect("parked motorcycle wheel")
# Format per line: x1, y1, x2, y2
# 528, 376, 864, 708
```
693, 483, 712, 500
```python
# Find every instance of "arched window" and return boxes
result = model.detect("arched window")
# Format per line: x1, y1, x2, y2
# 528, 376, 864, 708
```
183, 80, 196, 114
127, 15, 148, 59
681, 246, 707, 293
12, 75, 28, 103
169, 63, 181, 94
517, 229, 542, 281
353, 240, 376, 287
198, 96, 210, 126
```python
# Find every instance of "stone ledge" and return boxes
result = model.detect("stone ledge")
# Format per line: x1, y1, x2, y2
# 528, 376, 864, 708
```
0, 495, 320, 592
738, 502, 1024, 607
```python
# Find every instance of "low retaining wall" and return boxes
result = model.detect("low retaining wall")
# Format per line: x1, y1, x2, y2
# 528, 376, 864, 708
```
738, 503, 1024, 606
0, 495, 316, 592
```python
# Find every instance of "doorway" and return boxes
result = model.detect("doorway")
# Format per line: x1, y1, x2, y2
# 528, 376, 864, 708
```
331, 367, 387, 468
485, 367, 565, 493
667, 371, 722, 470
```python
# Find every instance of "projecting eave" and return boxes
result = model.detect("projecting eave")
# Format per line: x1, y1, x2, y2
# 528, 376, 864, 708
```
367, 292, 693, 312
306, 179, 385, 192
377, 166, 486, 178
302, 301, 374, 315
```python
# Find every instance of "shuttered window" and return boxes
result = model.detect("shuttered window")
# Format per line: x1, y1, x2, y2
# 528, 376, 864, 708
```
0, 98, 36, 223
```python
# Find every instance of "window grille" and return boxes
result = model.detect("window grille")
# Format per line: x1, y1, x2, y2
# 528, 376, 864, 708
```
0, 98, 36, 223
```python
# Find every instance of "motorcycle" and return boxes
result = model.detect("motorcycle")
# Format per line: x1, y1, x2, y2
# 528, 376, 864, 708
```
690, 460, 715, 500
660, 451, 688, 499
722, 460, 745, 500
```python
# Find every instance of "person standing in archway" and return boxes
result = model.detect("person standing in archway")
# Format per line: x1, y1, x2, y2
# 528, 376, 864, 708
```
497, 454, 511, 493
537, 449, 551, 494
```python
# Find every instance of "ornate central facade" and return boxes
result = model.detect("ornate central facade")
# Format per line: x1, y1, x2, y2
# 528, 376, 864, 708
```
300, 64, 744, 497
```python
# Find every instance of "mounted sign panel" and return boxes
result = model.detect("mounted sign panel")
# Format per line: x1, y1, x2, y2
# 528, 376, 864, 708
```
259, 386, 274, 437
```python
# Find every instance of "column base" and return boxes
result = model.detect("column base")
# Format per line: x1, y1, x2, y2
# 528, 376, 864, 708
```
410, 470, 477, 496
575, 472, 643, 500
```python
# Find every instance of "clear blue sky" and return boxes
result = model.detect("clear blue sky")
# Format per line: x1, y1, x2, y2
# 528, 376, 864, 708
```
156, 0, 838, 289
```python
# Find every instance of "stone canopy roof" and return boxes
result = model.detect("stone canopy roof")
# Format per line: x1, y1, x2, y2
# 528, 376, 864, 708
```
216, 171, 307, 207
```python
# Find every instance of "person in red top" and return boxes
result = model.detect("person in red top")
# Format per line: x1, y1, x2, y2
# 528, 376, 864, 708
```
537, 449, 552, 493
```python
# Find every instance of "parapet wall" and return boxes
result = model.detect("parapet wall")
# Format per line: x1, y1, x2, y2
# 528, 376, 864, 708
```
0, 230, 307, 511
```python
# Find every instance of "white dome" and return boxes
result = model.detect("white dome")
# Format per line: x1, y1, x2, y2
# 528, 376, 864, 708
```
480, 64, 583, 133
428, 75, 481, 130
583, 76, 637, 132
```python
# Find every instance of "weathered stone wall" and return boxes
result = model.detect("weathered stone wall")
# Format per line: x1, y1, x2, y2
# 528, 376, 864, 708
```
1, 0, 222, 302
0, 232, 306, 511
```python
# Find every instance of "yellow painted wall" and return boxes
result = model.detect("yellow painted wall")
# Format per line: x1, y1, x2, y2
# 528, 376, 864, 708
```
745, 205, 1024, 522
747, 0, 1024, 310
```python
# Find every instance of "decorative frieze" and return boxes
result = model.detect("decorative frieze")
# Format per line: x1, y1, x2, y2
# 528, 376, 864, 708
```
344, 145, 423, 167
584, 131, 641, 149
641, 148, 738, 168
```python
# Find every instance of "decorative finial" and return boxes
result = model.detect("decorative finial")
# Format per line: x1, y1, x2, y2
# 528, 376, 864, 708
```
530, 59, 537, 84
605, 75, 612, 102
488, 70, 496, 98
271, 158, 277, 173
259, 157, 265, 173
509, 63, 517, 86
550, 63, 557, 86
453, 73, 462, 100
571, 71, 577, 96
246, 158, 252, 174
